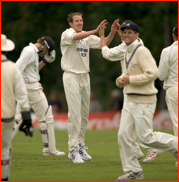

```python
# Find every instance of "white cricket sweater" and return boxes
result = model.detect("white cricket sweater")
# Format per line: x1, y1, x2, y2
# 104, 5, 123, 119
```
123, 40, 158, 104
1, 54, 29, 128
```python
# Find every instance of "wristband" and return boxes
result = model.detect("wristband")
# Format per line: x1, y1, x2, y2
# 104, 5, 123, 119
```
42, 59, 48, 64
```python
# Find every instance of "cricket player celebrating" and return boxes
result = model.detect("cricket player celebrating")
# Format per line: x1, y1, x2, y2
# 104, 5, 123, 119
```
100, 19, 163, 164
60, 12, 117, 163
100, 21, 178, 180
12, 36, 65, 156
1, 34, 33, 181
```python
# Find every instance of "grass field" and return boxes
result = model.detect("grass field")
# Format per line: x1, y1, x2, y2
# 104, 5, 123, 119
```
11, 129, 178, 181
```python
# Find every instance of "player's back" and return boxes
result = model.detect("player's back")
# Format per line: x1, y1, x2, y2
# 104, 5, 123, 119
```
1, 60, 17, 119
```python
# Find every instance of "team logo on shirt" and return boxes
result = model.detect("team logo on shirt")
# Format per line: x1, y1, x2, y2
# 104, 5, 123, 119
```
77, 47, 88, 57
131, 63, 138, 68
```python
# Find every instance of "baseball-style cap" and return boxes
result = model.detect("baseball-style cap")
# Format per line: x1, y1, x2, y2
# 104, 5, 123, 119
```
120, 21, 140, 33
1, 34, 15, 51
120, 20, 134, 27
172, 24, 178, 36
41, 36, 55, 51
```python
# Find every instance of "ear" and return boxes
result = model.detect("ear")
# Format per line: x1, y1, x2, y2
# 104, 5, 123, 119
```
69, 22, 73, 27
172, 33, 177, 40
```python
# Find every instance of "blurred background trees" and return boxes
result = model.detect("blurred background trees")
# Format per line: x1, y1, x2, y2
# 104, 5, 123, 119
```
2, 1, 178, 112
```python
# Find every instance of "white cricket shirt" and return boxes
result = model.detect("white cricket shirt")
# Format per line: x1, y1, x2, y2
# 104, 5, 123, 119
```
60, 28, 101, 74
158, 41, 178, 90
101, 39, 143, 62
101, 42, 126, 61
16, 43, 40, 83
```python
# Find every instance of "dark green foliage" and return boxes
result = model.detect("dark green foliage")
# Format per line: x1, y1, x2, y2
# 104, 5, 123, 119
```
2, 1, 178, 111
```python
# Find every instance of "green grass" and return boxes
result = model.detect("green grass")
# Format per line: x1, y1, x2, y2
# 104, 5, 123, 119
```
11, 129, 178, 181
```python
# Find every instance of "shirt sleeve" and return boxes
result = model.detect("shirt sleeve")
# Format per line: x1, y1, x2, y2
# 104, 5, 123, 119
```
101, 43, 126, 61
89, 35, 101, 49
16, 47, 34, 72
61, 29, 79, 46
14, 66, 30, 111
158, 48, 169, 81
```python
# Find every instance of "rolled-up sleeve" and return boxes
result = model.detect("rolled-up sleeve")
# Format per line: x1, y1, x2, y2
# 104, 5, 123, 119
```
61, 29, 80, 46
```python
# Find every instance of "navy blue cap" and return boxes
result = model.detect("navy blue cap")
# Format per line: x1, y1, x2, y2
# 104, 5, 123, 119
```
120, 21, 140, 33
41, 37, 55, 51
173, 24, 178, 36
120, 20, 134, 27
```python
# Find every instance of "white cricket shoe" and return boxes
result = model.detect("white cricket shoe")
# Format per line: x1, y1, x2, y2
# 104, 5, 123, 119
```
68, 148, 84, 164
175, 161, 178, 168
79, 143, 92, 160
116, 171, 144, 180
43, 148, 65, 156
173, 151, 178, 168
134, 146, 144, 160
143, 149, 163, 163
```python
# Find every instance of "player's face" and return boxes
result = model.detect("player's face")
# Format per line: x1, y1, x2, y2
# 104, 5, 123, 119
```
39, 48, 48, 56
69, 15, 83, 32
123, 28, 139, 45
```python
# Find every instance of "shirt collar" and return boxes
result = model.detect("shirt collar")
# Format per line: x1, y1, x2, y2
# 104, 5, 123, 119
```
173, 40, 178, 45
126, 39, 139, 53
29, 43, 39, 53
70, 28, 77, 33
70, 27, 84, 34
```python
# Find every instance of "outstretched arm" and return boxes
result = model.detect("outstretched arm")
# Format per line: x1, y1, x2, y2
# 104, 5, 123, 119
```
99, 22, 107, 48
105, 19, 119, 46
73, 20, 108, 40
99, 21, 126, 61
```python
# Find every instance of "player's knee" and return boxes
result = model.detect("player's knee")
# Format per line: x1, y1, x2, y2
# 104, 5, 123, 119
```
138, 134, 151, 145
118, 129, 127, 143
46, 105, 54, 124
39, 121, 47, 134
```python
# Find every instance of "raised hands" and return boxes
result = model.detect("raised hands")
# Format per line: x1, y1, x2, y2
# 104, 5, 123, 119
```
95, 19, 108, 34
111, 19, 120, 33
99, 22, 107, 37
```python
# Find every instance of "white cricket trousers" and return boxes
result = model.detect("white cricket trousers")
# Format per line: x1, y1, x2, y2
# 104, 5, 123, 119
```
118, 99, 178, 173
63, 72, 90, 151
15, 82, 49, 123
14, 82, 51, 150
1, 122, 13, 180
166, 86, 178, 136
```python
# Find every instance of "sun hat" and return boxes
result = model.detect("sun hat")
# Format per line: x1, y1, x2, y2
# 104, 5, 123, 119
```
1, 34, 15, 51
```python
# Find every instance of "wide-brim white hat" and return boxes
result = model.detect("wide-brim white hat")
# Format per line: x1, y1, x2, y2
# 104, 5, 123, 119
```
1, 34, 15, 51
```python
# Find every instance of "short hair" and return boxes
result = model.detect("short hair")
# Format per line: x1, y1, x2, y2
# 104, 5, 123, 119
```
37, 38, 44, 45
67, 12, 83, 23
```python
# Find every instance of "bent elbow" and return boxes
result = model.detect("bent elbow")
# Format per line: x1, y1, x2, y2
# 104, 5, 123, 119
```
72, 34, 79, 41
158, 72, 166, 81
